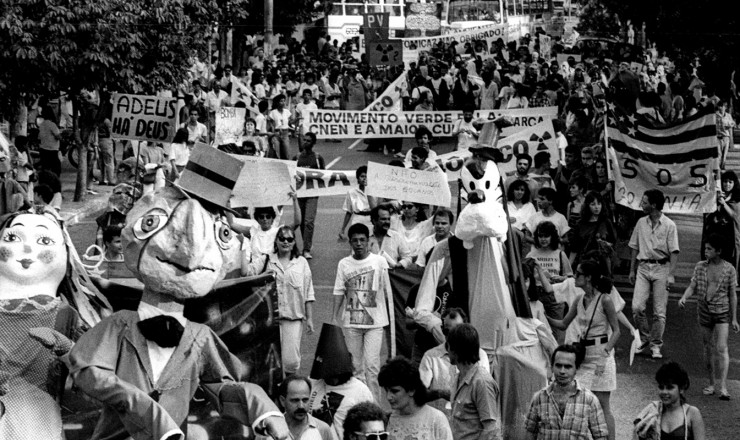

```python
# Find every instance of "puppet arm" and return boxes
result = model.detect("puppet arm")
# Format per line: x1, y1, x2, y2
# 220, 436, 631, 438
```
410, 242, 451, 344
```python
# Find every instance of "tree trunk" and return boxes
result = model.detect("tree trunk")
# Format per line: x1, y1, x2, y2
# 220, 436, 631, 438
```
264, 0, 273, 54
73, 99, 86, 202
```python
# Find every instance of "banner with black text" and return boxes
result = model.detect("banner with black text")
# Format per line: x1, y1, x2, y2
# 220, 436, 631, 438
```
303, 107, 557, 139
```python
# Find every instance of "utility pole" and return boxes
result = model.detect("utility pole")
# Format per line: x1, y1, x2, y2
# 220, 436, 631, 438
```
264, 0, 273, 56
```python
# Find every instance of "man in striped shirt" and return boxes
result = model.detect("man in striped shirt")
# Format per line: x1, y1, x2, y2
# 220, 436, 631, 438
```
525, 344, 608, 440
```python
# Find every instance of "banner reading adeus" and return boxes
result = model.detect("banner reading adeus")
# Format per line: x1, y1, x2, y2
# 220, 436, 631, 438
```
111, 93, 178, 143
303, 107, 557, 139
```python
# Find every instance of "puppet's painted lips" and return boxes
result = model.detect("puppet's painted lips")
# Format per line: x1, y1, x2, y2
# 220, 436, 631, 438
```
155, 256, 214, 273
17, 259, 33, 269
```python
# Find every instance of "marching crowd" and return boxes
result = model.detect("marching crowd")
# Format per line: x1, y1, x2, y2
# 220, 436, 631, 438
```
1, 20, 739, 440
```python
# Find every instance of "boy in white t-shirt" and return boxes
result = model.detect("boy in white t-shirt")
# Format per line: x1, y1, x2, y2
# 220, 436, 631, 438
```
332, 223, 393, 403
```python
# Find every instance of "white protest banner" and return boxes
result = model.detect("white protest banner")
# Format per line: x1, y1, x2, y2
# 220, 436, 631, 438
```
365, 70, 407, 112
230, 155, 357, 198
366, 162, 451, 207
231, 159, 293, 207
432, 119, 558, 181
303, 107, 557, 139
295, 168, 358, 197
111, 93, 178, 143
215, 107, 246, 146
606, 106, 719, 214
231, 78, 261, 115
400, 23, 509, 64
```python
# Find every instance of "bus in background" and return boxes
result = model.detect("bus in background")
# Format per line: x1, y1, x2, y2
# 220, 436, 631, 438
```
326, 0, 406, 45
323, 0, 580, 47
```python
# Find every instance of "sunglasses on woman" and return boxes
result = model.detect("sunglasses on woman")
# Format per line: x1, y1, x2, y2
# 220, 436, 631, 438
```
277, 236, 295, 242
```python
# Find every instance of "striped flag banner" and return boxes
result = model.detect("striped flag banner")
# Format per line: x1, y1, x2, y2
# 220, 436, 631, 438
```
605, 103, 719, 214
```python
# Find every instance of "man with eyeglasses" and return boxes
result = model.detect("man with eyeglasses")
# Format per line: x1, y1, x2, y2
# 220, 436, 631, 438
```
342, 402, 387, 440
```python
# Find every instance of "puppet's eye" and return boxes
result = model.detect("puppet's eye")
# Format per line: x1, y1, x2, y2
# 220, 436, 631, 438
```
485, 180, 491, 189
133, 209, 169, 240
469, 182, 476, 190
215, 219, 234, 250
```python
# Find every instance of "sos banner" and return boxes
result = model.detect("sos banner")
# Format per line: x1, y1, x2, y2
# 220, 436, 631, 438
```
606, 107, 719, 214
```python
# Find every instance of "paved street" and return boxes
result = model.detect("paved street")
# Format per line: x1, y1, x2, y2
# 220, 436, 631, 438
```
65, 138, 740, 439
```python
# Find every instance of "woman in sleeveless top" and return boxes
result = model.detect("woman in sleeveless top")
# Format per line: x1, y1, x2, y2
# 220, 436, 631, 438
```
548, 259, 621, 440
633, 362, 705, 440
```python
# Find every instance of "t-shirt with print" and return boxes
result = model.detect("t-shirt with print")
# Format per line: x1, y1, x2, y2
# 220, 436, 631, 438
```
309, 377, 374, 440
333, 253, 390, 329
526, 247, 572, 284
387, 404, 453, 440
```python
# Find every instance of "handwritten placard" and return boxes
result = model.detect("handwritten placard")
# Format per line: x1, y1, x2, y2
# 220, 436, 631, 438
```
232, 159, 293, 208
366, 162, 451, 207
111, 93, 178, 143
214, 107, 246, 146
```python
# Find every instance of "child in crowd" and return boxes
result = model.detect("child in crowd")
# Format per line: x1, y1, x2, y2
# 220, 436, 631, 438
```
103, 225, 125, 262
33, 184, 54, 209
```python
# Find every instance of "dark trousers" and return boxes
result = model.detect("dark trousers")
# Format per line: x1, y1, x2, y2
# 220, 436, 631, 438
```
39, 149, 61, 177
298, 197, 318, 252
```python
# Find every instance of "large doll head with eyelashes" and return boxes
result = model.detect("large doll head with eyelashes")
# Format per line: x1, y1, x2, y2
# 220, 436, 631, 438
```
0, 210, 67, 298
122, 187, 241, 300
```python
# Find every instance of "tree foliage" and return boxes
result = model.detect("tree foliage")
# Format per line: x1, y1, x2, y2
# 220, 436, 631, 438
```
0, 0, 225, 200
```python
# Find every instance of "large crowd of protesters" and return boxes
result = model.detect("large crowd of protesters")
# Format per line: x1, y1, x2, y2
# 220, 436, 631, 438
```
3, 17, 740, 440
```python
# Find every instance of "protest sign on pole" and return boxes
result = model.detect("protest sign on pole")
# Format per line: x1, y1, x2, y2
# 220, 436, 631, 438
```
606, 106, 719, 214
303, 107, 557, 139
111, 93, 178, 143
231, 159, 293, 207
368, 41, 403, 67
433, 120, 558, 181
363, 12, 390, 43
366, 162, 451, 207
214, 107, 246, 146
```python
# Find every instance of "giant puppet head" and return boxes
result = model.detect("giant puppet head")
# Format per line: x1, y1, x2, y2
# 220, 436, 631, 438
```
121, 146, 243, 300
454, 121, 511, 249
0, 209, 67, 299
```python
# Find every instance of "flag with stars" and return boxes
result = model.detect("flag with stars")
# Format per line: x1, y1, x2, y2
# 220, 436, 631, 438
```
230, 77, 261, 115
605, 102, 719, 213
364, 70, 407, 112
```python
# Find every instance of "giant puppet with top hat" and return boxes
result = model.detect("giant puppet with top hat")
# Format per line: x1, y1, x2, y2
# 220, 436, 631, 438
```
408, 119, 557, 439
28, 145, 290, 440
